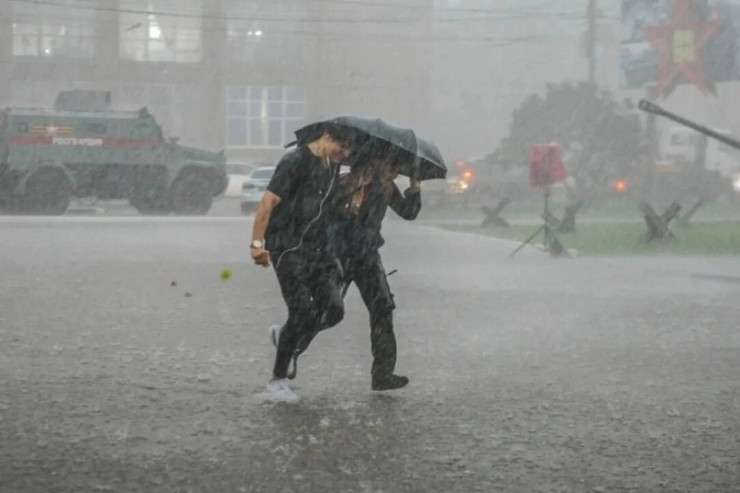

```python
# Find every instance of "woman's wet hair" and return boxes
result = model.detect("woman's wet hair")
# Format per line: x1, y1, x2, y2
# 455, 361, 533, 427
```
345, 139, 411, 178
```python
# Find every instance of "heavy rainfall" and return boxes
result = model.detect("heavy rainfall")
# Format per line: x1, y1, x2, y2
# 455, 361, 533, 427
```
1, 0, 740, 491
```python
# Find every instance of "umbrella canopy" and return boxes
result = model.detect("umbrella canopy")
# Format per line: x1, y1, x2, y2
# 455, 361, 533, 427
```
289, 115, 446, 181
414, 136, 447, 180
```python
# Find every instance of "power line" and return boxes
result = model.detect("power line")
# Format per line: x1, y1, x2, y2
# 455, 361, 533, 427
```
9, 0, 611, 24
3, 11, 581, 43
10, 0, 418, 24
1, 17, 553, 44
4, 0, 597, 45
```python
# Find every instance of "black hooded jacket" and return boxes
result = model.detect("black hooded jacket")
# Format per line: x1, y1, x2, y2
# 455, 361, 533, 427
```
328, 175, 420, 263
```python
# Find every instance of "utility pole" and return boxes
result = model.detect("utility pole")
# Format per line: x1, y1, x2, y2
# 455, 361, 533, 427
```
0, 0, 10, 105
586, 0, 597, 85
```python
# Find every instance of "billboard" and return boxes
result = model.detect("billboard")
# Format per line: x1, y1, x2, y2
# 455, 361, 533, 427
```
620, 0, 740, 98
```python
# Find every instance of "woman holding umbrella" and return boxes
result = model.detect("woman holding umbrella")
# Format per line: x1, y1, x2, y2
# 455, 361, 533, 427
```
332, 147, 423, 391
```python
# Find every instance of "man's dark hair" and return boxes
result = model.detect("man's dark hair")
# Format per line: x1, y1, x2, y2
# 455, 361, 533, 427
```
323, 123, 366, 151
293, 122, 367, 150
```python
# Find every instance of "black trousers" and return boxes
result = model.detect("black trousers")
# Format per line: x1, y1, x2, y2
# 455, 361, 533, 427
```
349, 254, 398, 378
271, 248, 344, 379
294, 252, 398, 379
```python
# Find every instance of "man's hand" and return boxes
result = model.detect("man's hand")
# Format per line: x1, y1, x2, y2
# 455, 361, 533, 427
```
251, 247, 271, 267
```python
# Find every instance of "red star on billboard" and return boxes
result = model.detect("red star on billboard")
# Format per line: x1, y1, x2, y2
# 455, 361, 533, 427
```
642, 0, 725, 99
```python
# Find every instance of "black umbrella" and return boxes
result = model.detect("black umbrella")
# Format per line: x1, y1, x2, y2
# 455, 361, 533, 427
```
288, 115, 447, 181
414, 136, 447, 181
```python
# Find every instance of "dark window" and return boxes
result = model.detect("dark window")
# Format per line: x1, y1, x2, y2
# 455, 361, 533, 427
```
86, 122, 107, 135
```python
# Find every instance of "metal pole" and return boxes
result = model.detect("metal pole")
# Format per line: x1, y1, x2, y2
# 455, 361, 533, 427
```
543, 186, 552, 250
644, 86, 659, 199
587, 0, 597, 84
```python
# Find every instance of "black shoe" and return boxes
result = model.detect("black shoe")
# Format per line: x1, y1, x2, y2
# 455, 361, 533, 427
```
372, 374, 409, 391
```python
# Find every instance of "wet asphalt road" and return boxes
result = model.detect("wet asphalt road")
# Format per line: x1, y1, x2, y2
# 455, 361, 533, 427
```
1, 199, 740, 492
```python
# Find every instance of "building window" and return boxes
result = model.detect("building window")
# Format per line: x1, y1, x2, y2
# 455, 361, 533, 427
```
226, 86, 307, 148
11, 3, 94, 58
120, 0, 202, 63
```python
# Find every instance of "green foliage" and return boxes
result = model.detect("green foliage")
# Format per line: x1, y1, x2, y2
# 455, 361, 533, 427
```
496, 82, 642, 199
438, 221, 740, 256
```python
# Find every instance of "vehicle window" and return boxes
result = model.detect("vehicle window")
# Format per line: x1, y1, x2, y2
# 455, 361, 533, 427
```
251, 168, 275, 179
86, 122, 107, 135
133, 122, 150, 138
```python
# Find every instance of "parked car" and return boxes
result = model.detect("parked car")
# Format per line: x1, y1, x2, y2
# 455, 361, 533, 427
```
223, 162, 256, 198
240, 166, 276, 214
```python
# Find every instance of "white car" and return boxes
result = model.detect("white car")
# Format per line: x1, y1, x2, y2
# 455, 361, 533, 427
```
223, 162, 256, 198
240, 166, 276, 215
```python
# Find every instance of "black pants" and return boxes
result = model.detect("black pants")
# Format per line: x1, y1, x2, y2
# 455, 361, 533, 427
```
294, 252, 398, 379
349, 254, 398, 378
271, 248, 344, 379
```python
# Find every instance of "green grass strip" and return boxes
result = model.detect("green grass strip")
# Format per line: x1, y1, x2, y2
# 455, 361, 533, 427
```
437, 221, 740, 256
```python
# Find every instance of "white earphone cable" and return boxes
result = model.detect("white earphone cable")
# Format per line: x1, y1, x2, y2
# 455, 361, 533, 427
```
275, 156, 337, 269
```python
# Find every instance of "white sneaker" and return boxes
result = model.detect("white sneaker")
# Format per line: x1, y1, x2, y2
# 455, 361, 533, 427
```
269, 324, 282, 347
266, 378, 299, 401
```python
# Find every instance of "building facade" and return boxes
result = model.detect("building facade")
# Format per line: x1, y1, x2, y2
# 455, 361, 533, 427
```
0, 0, 434, 163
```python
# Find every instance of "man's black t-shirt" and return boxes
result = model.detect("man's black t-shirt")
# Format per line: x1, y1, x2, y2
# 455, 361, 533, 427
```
265, 145, 340, 255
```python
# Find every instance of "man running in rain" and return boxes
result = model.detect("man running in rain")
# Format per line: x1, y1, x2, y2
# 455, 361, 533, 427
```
250, 124, 363, 400
291, 143, 422, 391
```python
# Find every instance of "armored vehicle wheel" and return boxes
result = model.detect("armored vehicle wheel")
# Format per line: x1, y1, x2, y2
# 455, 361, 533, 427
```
129, 193, 171, 215
23, 168, 73, 215
171, 172, 212, 216
133, 201, 172, 216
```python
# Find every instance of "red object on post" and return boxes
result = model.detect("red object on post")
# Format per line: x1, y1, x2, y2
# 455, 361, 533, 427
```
529, 143, 568, 188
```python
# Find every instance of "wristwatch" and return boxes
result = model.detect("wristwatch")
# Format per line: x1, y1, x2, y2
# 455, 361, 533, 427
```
250, 239, 264, 249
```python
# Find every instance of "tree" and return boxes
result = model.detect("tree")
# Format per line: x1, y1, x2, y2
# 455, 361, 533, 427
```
495, 81, 642, 202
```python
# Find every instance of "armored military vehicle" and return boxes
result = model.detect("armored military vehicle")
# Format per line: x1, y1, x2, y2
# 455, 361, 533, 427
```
0, 90, 227, 215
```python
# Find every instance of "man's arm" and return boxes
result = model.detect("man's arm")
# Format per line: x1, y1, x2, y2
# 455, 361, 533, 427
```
250, 149, 301, 266
250, 190, 281, 267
